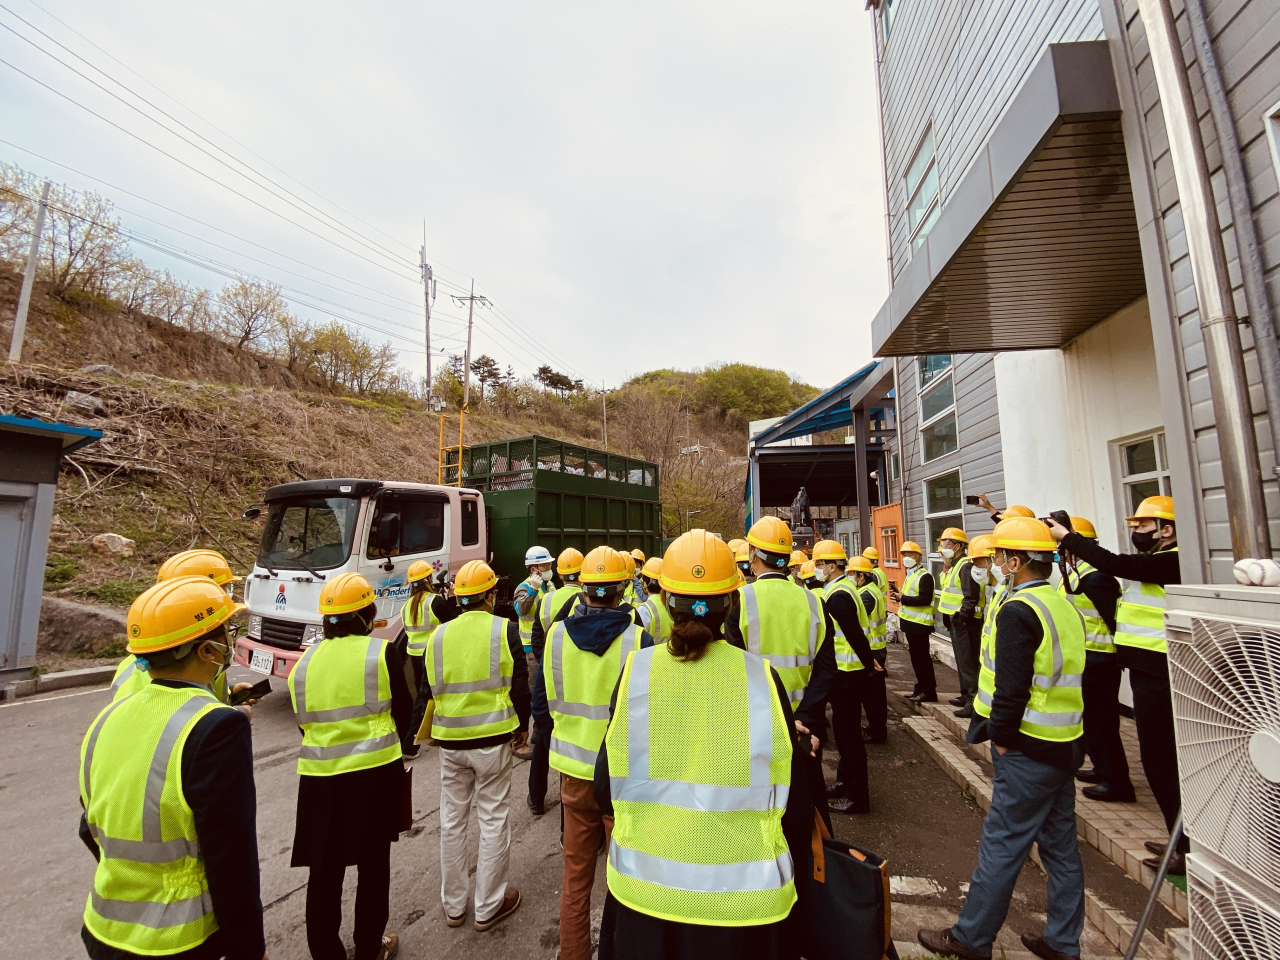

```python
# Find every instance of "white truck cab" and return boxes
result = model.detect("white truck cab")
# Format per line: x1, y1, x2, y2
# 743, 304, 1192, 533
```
233, 478, 486, 680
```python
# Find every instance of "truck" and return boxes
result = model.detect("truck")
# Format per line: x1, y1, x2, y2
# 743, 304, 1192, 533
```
232, 436, 661, 678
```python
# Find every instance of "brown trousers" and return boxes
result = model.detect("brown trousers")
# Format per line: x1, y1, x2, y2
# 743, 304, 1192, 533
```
560, 773, 613, 960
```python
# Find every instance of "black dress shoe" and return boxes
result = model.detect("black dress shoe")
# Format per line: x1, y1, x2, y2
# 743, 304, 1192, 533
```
862, 729, 886, 744
1144, 840, 1166, 856
526, 795, 545, 817
948, 696, 965, 707
917, 928, 986, 960
1144, 851, 1186, 875
953, 706, 974, 718
908, 693, 938, 703
1074, 767, 1103, 784
825, 780, 845, 798
1021, 933, 1075, 960
1082, 783, 1136, 803
829, 796, 871, 814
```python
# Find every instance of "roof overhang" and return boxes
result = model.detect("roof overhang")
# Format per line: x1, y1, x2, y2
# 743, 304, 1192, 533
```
750, 361, 891, 447
753, 445, 884, 508
871, 41, 1146, 356
0, 414, 102, 454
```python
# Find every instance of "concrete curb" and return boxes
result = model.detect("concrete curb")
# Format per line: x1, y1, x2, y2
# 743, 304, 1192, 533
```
1, 664, 116, 701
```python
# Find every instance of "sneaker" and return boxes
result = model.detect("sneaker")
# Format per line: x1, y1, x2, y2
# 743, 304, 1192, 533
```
373, 933, 400, 960
512, 741, 534, 761
825, 780, 845, 798
475, 887, 521, 931
444, 906, 466, 928
828, 796, 871, 814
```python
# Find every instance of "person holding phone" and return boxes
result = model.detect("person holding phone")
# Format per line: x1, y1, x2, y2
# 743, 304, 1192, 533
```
402, 560, 454, 761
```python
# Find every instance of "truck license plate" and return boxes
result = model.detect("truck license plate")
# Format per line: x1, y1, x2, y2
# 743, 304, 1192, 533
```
249, 648, 274, 676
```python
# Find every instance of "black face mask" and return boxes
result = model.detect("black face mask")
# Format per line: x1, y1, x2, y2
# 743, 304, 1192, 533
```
1131, 529, 1159, 552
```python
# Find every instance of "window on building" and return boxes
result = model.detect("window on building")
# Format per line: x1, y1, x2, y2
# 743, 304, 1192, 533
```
880, 525, 899, 567
906, 127, 940, 253
1266, 99, 1280, 192
918, 355, 958, 462
891, 452, 901, 482
924, 470, 963, 558
1115, 432, 1171, 516
883, 0, 901, 38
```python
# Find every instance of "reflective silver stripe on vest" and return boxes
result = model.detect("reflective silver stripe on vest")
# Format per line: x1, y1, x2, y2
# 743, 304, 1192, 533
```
431, 708, 515, 728
143, 695, 217, 847
549, 623, 640, 718
1121, 583, 1168, 608
110, 658, 139, 695
298, 731, 400, 760
551, 736, 599, 765
432, 617, 511, 694
609, 776, 787, 812
91, 889, 211, 930
608, 842, 794, 892
741, 584, 819, 668
1013, 592, 1083, 690
1023, 707, 1084, 727
82, 697, 130, 806
293, 637, 390, 724
90, 825, 200, 864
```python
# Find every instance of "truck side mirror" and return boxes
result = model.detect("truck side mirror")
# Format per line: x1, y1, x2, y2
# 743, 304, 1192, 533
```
374, 512, 400, 554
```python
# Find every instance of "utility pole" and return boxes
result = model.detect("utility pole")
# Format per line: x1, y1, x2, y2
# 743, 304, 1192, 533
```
451, 281, 489, 410
419, 223, 434, 400
601, 383, 608, 449
8, 181, 50, 364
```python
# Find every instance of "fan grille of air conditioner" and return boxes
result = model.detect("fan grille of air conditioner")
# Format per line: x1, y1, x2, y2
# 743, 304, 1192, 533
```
1187, 852, 1280, 960
1169, 617, 1280, 891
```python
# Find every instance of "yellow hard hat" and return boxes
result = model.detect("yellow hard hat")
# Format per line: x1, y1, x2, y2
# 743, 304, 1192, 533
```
967, 534, 995, 559
862, 547, 880, 561
406, 560, 434, 584
660, 529, 738, 596
991, 517, 1056, 553
453, 560, 498, 597
581, 546, 631, 584
789, 550, 808, 568
127, 576, 245, 655
156, 549, 241, 585
1126, 495, 1175, 527
812, 539, 847, 562
800, 560, 817, 580
630, 548, 646, 562
1003, 504, 1036, 519
1069, 516, 1098, 539
557, 547, 585, 576
746, 516, 792, 555
736, 569, 746, 587
735, 542, 751, 563
938, 527, 969, 544
900, 541, 923, 555
727, 538, 746, 554
620, 551, 637, 577
848, 556, 873, 573
641, 557, 663, 579
318, 572, 376, 615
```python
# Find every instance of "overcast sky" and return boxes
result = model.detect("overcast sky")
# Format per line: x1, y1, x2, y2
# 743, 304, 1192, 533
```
2, 0, 887, 391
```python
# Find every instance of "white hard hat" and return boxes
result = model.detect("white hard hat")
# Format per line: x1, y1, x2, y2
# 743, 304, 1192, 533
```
525, 545, 554, 566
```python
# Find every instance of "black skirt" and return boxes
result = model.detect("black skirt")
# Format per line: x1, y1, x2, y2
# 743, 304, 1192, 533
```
290, 758, 405, 868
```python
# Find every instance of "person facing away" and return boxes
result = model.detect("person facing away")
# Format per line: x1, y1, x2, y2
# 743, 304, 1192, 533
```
634, 556, 673, 642
594, 528, 817, 960
289, 572, 408, 960
535, 546, 653, 960
401, 559, 454, 760
421, 560, 531, 931
80, 576, 266, 960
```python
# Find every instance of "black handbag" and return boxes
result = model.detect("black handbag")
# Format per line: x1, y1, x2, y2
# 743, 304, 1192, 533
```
795, 811, 898, 960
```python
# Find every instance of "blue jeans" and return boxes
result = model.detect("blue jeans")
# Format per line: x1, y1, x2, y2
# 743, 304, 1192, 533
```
952, 745, 1084, 957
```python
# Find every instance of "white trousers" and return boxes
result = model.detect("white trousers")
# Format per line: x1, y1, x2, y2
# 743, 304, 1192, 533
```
438, 742, 512, 919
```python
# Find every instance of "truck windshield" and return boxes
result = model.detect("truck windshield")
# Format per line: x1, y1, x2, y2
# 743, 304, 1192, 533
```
259, 496, 359, 571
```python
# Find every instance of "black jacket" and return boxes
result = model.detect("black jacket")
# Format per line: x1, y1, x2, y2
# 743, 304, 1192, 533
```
1061, 563, 1121, 635
821, 576, 875, 670
1061, 533, 1181, 587
958, 560, 985, 621
897, 569, 934, 607
80, 679, 265, 960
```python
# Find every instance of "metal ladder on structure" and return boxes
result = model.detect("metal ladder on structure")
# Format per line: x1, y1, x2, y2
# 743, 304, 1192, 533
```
437, 408, 466, 486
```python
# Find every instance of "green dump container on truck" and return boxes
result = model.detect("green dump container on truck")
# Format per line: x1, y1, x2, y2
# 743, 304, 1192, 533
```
443, 435, 661, 599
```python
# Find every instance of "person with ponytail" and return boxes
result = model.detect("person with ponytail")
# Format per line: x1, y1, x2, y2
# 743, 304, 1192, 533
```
401, 560, 455, 760
592, 529, 818, 960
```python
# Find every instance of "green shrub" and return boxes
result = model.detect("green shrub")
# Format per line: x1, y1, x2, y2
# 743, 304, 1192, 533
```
74, 578, 152, 606
44, 556, 80, 587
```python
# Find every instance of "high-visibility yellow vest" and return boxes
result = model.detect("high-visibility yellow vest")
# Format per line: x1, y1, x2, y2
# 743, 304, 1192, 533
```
638, 594, 673, 642
541, 583, 582, 632
111, 655, 228, 703
935, 558, 971, 616
403, 593, 441, 657
823, 577, 868, 672
516, 577, 551, 652
80, 684, 226, 954
1114, 547, 1177, 655
605, 641, 795, 926
1059, 561, 1114, 653
870, 566, 888, 594
545, 621, 643, 779
424, 611, 517, 741
857, 582, 887, 650
738, 578, 826, 706
898, 567, 936, 626
288, 634, 401, 775
974, 583, 1085, 741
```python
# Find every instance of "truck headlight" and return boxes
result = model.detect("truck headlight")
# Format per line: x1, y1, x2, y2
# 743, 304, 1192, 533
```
302, 624, 324, 646
247, 615, 262, 638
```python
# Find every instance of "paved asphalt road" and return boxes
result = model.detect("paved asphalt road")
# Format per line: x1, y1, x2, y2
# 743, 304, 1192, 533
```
1, 643, 1123, 959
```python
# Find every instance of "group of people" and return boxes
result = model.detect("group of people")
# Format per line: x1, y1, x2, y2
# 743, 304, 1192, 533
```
75, 491, 1185, 960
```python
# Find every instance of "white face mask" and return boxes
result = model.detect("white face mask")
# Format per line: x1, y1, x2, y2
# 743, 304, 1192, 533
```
971, 565, 990, 585
941, 547, 956, 560
814, 566, 828, 582
902, 555, 918, 569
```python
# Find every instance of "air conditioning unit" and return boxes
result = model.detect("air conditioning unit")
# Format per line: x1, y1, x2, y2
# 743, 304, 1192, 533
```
1186, 852, 1280, 960
1165, 585, 1280, 894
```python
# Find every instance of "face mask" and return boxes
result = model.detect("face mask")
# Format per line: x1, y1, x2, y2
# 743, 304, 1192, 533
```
814, 566, 828, 582
941, 547, 955, 560
902, 556, 918, 569
1131, 529, 1159, 552
971, 565, 990, 585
